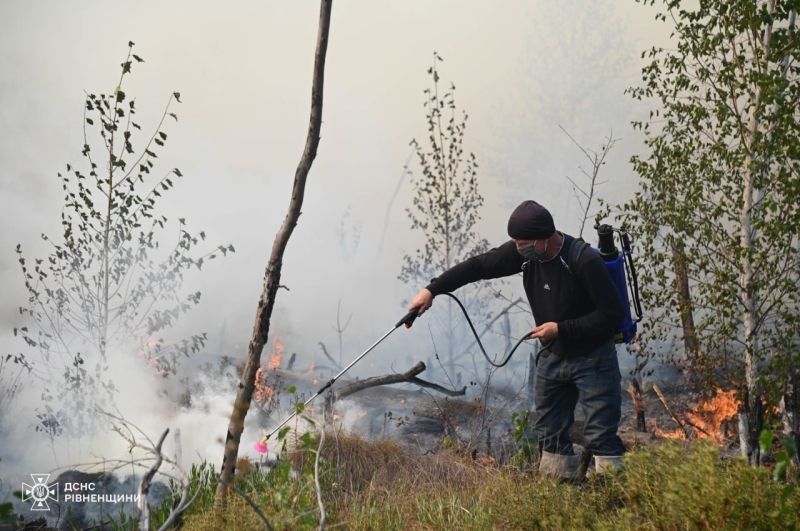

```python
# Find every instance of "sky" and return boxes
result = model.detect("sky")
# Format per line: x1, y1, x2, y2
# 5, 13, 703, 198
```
0, 0, 673, 491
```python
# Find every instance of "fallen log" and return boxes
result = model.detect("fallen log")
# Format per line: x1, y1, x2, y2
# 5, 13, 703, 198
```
331, 361, 466, 403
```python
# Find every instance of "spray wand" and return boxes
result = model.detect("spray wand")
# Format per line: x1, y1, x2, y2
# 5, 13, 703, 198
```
254, 307, 420, 453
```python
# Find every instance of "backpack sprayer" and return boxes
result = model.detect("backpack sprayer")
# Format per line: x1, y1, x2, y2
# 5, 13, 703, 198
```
254, 224, 643, 452
594, 223, 643, 344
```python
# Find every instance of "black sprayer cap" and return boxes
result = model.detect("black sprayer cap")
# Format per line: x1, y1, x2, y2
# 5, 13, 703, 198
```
596, 224, 619, 260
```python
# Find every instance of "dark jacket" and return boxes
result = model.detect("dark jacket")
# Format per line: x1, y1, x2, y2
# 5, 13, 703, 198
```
425, 233, 625, 357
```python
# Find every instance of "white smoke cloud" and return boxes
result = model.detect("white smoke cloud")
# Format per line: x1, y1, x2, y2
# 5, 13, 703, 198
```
0, 1, 675, 513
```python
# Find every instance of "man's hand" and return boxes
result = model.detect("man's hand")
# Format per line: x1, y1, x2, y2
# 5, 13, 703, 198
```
530, 322, 559, 343
408, 288, 434, 317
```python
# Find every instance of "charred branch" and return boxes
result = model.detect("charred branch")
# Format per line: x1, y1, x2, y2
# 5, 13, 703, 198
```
628, 378, 647, 433
653, 384, 693, 440
318, 341, 342, 371
329, 361, 466, 407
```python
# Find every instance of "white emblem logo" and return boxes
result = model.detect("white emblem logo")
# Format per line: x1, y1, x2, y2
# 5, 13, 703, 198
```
544, 284, 551, 290
22, 474, 59, 511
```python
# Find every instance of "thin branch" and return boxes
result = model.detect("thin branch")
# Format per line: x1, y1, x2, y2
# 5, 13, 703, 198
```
136, 428, 168, 531
217, 477, 275, 531
314, 428, 326, 531
406, 376, 467, 397
653, 384, 693, 440
318, 342, 342, 371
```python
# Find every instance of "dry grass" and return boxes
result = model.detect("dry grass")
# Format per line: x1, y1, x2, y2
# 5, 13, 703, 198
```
167, 433, 800, 531
288, 429, 488, 499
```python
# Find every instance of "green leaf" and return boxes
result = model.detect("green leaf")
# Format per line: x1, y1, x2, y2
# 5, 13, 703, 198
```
773, 458, 788, 482
128, 41, 135, 47
296, 402, 305, 413
173, 92, 181, 103
116, 89, 126, 103
286, 385, 297, 394
759, 429, 775, 453
780, 436, 797, 459
159, 132, 167, 140
173, 168, 183, 177
278, 426, 291, 441
780, 485, 794, 513
86, 118, 93, 125
121, 61, 131, 74
133, 54, 144, 63
169, 113, 178, 121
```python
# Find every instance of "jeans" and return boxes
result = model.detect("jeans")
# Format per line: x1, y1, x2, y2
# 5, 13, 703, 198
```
534, 338, 624, 456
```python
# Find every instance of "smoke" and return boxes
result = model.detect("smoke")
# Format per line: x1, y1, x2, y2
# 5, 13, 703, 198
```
0, 4, 676, 525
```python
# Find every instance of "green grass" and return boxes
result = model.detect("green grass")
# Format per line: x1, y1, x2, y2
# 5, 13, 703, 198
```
105, 435, 799, 531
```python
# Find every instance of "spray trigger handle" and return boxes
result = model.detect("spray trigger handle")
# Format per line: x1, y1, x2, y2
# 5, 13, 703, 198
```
397, 307, 420, 329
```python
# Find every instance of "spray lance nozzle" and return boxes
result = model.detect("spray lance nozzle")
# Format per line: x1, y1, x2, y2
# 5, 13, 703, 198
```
254, 431, 269, 454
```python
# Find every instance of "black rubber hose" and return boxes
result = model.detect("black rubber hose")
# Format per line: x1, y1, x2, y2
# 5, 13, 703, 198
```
439, 292, 553, 368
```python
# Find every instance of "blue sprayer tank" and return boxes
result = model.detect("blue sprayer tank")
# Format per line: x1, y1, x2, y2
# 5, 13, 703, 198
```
596, 224, 638, 344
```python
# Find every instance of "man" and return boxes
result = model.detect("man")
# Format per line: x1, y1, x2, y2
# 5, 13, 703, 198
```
408, 200, 626, 479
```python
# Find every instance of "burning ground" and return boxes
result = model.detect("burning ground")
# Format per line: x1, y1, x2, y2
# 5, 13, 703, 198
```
2, 329, 798, 530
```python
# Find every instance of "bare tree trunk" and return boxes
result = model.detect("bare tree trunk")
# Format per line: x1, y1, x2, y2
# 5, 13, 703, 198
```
738, 0, 774, 465
779, 368, 799, 466
629, 378, 647, 433
670, 237, 699, 386
215, 0, 333, 504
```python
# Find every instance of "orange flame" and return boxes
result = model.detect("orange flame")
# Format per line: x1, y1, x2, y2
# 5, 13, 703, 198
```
267, 336, 284, 371
685, 389, 739, 444
139, 336, 170, 377
651, 388, 739, 443
253, 367, 275, 406
650, 419, 687, 440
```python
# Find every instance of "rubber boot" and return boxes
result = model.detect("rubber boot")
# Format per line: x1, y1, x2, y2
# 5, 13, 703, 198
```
539, 451, 580, 480
594, 455, 623, 474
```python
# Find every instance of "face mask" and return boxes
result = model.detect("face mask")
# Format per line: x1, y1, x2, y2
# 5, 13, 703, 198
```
518, 240, 548, 262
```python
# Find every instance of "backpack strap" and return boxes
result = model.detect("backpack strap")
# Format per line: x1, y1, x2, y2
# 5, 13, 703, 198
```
568, 237, 590, 276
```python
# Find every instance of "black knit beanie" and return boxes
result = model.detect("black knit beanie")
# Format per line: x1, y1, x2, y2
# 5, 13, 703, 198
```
507, 200, 555, 240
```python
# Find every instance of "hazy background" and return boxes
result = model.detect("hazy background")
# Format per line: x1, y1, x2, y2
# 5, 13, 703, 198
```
0, 0, 672, 482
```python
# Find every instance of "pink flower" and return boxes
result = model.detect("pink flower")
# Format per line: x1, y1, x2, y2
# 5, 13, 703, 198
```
253, 438, 268, 454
